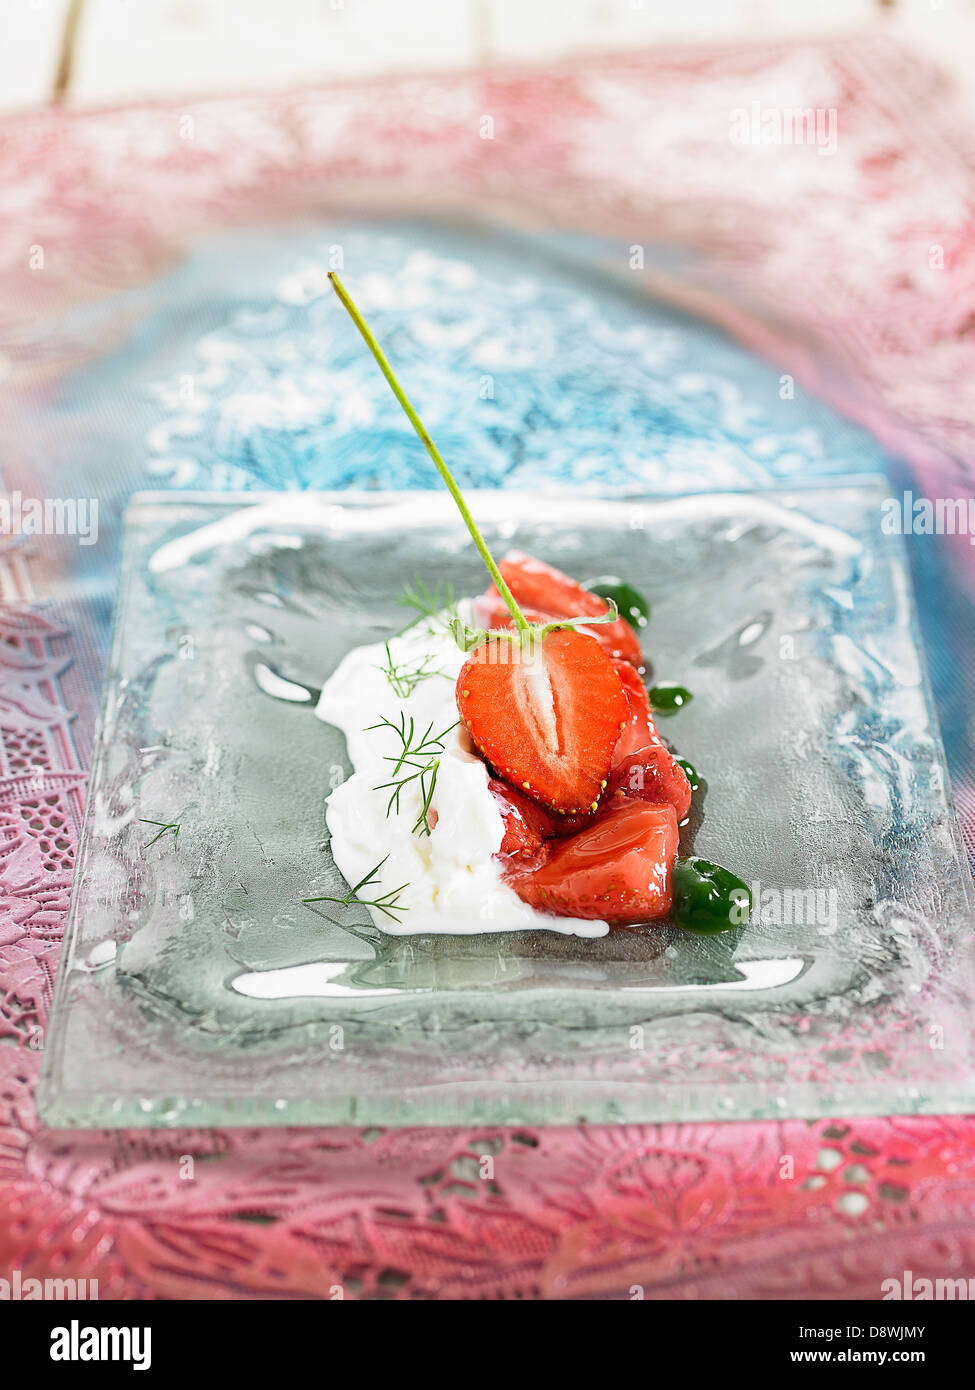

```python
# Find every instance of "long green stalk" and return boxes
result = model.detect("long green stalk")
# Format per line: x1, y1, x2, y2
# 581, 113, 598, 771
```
328, 272, 528, 633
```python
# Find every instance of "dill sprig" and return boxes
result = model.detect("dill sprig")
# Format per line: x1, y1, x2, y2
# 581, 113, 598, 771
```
396, 576, 459, 632
366, 712, 458, 836
301, 855, 409, 923
365, 711, 457, 775
139, 818, 181, 847
375, 756, 441, 836
375, 641, 448, 699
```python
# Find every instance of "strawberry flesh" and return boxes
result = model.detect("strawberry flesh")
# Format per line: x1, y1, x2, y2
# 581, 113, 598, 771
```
488, 778, 563, 857
476, 551, 643, 665
457, 627, 629, 814
609, 660, 692, 820
462, 555, 688, 926
502, 798, 679, 922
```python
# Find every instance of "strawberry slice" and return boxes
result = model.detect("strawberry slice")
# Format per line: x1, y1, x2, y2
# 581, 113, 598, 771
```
475, 552, 644, 665
503, 798, 679, 922
609, 660, 692, 819
614, 748, 691, 819
457, 627, 629, 814
488, 778, 562, 858
612, 660, 658, 763
612, 747, 692, 821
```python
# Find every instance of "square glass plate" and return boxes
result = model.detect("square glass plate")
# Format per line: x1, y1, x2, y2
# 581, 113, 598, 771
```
38, 483, 975, 1127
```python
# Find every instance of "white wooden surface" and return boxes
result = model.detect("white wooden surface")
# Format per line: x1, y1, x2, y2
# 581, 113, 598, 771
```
4, 0, 70, 109
3, 0, 975, 111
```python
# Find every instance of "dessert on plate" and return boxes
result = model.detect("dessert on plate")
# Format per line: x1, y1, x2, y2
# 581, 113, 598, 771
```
308, 275, 750, 939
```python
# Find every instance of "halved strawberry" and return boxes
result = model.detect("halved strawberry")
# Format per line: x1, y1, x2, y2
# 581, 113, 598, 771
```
503, 798, 679, 922
609, 660, 692, 820
457, 627, 629, 814
475, 552, 644, 665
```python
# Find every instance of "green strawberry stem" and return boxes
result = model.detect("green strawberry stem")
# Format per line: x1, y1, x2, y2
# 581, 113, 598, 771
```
328, 272, 529, 633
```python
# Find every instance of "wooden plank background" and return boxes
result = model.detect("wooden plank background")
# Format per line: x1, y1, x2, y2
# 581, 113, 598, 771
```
4, 0, 975, 112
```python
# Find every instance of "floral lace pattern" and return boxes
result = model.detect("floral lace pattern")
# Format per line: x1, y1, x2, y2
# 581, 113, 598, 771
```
3, 37, 975, 1298
141, 234, 865, 496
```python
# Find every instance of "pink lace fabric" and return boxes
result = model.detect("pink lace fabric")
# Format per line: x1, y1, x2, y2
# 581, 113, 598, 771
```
3, 37, 975, 1299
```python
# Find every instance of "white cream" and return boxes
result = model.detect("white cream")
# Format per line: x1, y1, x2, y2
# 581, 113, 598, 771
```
315, 604, 608, 937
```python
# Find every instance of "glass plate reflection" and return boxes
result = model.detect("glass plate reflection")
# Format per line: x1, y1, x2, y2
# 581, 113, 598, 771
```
38, 483, 975, 1127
